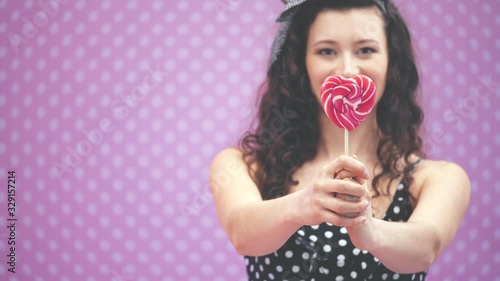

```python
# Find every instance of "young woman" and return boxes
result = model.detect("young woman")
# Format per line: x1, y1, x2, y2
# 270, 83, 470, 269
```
210, 0, 470, 280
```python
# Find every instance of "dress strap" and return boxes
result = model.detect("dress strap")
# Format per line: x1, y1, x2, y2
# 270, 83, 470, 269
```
408, 158, 425, 174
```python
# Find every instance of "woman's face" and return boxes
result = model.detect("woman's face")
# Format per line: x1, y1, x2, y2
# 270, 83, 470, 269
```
305, 7, 389, 105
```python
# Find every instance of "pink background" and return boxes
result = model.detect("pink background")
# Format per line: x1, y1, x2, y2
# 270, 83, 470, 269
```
0, 0, 499, 280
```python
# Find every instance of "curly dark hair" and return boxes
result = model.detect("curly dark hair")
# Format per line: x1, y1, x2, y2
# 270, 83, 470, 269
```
240, 0, 424, 200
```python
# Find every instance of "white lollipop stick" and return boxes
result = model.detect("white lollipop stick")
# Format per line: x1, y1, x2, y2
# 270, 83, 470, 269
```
344, 128, 349, 156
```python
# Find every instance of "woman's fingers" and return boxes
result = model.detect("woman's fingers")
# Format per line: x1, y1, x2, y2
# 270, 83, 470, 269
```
317, 194, 369, 214
312, 178, 370, 219
316, 207, 367, 227
303, 155, 373, 226
334, 169, 366, 185
315, 177, 367, 198
322, 155, 370, 180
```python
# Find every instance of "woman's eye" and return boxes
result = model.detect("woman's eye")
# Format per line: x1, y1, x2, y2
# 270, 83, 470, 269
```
318, 49, 335, 55
358, 47, 376, 54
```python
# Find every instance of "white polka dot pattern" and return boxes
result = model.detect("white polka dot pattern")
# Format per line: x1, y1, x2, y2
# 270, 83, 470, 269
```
0, 0, 498, 280
245, 178, 426, 280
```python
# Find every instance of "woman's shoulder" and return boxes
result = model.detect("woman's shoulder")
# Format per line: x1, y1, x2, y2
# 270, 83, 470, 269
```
210, 147, 245, 175
209, 146, 255, 184
416, 159, 468, 179
411, 158, 470, 198
209, 146, 262, 202
212, 146, 242, 162
211, 146, 256, 169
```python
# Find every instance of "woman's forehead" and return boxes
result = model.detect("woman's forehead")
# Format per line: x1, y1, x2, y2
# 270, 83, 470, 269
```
308, 7, 386, 43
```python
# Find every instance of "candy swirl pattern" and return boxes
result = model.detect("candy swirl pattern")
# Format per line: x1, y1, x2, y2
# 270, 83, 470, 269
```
320, 75, 377, 131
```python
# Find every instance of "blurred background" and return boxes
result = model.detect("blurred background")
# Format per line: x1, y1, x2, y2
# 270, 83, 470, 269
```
0, 0, 499, 280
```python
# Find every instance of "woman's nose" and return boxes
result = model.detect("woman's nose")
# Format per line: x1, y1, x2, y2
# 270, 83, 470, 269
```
333, 55, 359, 78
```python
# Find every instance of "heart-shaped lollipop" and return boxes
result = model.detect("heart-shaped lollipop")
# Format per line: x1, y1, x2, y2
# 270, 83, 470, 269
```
320, 75, 376, 217
320, 75, 376, 131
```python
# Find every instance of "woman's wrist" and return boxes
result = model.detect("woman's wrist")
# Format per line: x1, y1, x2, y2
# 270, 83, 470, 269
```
366, 218, 385, 251
283, 190, 300, 227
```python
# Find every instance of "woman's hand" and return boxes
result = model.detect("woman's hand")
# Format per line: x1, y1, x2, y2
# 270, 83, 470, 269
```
291, 155, 371, 228
335, 156, 379, 251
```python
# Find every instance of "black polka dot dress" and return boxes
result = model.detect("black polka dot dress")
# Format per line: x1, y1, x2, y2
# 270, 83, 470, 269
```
245, 172, 427, 281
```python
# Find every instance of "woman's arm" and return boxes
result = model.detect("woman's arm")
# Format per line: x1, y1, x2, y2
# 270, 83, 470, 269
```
210, 148, 369, 256
348, 161, 471, 273
210, 148, 300, 256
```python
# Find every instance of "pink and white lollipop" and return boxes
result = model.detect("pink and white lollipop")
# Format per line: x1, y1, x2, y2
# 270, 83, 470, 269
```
320, 74, 376, 155
321, 75, 376, 216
